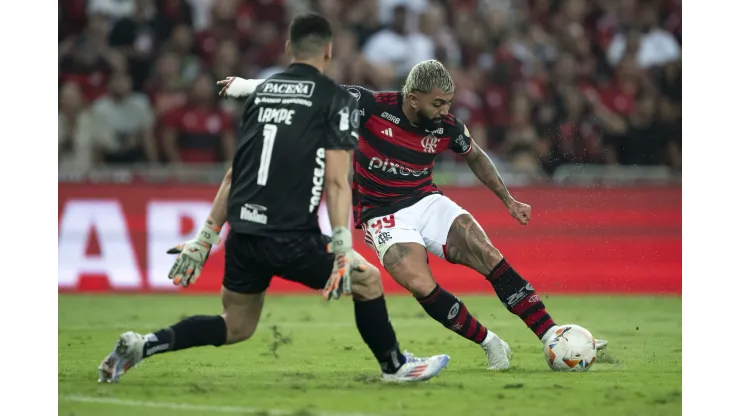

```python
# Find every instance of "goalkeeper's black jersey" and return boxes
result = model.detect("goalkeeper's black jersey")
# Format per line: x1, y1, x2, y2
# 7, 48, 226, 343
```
227, 63, 358, 237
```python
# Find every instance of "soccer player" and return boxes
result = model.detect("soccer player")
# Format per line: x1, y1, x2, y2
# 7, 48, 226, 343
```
218, 60, 609, 370
97, 14, 450, 384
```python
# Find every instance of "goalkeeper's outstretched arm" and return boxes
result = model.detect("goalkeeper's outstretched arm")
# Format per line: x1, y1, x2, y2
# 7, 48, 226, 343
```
217, 77, 265, 99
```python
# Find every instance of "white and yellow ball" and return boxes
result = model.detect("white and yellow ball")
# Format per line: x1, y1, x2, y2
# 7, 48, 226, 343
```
544, 324, 597, 372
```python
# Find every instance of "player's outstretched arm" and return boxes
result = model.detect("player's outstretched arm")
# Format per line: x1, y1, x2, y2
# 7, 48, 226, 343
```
166, 168, 231, 287
217, 77, 265, 99
462, 141, 531, 225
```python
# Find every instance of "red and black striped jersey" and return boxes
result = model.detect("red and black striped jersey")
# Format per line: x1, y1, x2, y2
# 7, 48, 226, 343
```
341, 85, 473, 227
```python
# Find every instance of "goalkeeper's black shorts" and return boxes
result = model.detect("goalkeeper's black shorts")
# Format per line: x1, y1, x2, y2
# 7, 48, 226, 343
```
223, 231, 334, 294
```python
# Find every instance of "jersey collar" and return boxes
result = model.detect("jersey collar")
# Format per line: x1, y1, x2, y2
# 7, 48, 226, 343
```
286, 62, 321, 75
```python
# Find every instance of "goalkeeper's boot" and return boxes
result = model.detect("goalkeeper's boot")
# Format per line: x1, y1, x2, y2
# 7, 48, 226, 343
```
481, 331, 512, 370
381, 351, 450, 383
97, 331, 146, 383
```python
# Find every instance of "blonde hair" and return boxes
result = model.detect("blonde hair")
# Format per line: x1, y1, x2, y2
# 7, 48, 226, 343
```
402, 60, 455, 96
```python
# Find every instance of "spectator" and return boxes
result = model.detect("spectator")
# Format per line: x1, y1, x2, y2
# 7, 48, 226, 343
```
347, 0, 384, 49
59, 0, 89, 40
165, 24, 203, 85
607, 6, 680, 69
195, 0, 240, 65
185, 0, 217, 32
501, 87, 548, 174
57, 0, 681, 174
362, 5, 434, 79
108, 0, 168, 91
378, 0, 428, 31
59, 83, 98, 171
657, 95, 682, 170
90, 72, 159, 164
88, 0, 136, 21
145, 51, 189, 118
602, 92, 668, 166
551, 86, 603, 165
59, 13, 126, 102
160, 73, 235, 164
211, 39, 241, 83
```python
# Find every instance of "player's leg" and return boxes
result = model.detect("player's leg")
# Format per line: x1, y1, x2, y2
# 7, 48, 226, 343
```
418, 196, 558, 341
444, 213, 557, 340
280, 235, 449, 382
380, 242, 510, 370
97, 232, 271, 383
364, 203, 510, 370
443, 212, 608, 349
97, 287, 266, 383
348, 251, 451, 382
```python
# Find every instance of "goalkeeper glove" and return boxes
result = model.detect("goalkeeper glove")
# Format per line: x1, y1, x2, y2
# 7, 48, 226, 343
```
166, 219, 221, 288
323, 226, 364, 300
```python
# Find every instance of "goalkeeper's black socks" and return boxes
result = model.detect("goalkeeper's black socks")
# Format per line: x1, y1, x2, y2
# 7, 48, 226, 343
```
486, 259, 556, 339
416, 284, 489, 344
142, 315, 227, 358
353, 295, 406, 374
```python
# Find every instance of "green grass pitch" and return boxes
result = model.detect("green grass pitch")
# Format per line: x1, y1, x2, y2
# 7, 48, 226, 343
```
59, 294, 681, 416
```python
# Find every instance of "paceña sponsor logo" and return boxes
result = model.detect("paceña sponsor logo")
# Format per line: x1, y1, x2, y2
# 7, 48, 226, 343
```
258, 80, 315, 98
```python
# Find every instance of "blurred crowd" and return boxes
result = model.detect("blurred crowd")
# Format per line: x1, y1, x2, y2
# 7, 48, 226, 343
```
59, 0, 682, 175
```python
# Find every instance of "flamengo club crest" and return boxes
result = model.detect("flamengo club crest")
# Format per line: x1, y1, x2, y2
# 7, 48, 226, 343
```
421, 134, 440, 153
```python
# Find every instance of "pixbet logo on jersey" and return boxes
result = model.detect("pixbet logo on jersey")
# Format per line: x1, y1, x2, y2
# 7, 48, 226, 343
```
368, 157, 429, 177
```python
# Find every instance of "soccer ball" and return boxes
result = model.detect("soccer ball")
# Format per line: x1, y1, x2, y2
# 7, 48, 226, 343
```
544, 324, 597, 372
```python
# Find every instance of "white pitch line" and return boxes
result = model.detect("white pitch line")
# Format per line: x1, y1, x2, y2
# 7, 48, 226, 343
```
60, 395, 382, 416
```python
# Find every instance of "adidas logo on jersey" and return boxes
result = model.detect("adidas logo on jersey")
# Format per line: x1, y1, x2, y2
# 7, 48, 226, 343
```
381, 128, 393, 137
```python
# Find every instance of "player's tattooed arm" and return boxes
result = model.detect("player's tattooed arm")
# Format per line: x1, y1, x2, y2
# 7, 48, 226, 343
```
462, 141, 514, 207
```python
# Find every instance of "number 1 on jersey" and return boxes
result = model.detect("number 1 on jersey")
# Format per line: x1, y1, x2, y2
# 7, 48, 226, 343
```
257, 124, 278, 186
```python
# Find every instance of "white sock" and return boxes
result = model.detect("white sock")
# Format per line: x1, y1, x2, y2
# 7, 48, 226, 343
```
540, 326, 558, 344
481, 330, 498, 345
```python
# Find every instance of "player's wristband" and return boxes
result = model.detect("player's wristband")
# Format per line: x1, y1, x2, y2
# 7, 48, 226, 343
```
330, 226, 352, 254
196, 218, 222, 246
226, 78, 264, 97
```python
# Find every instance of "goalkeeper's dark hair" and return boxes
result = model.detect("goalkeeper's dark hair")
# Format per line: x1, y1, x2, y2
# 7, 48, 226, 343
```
288, 13, 333, 60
